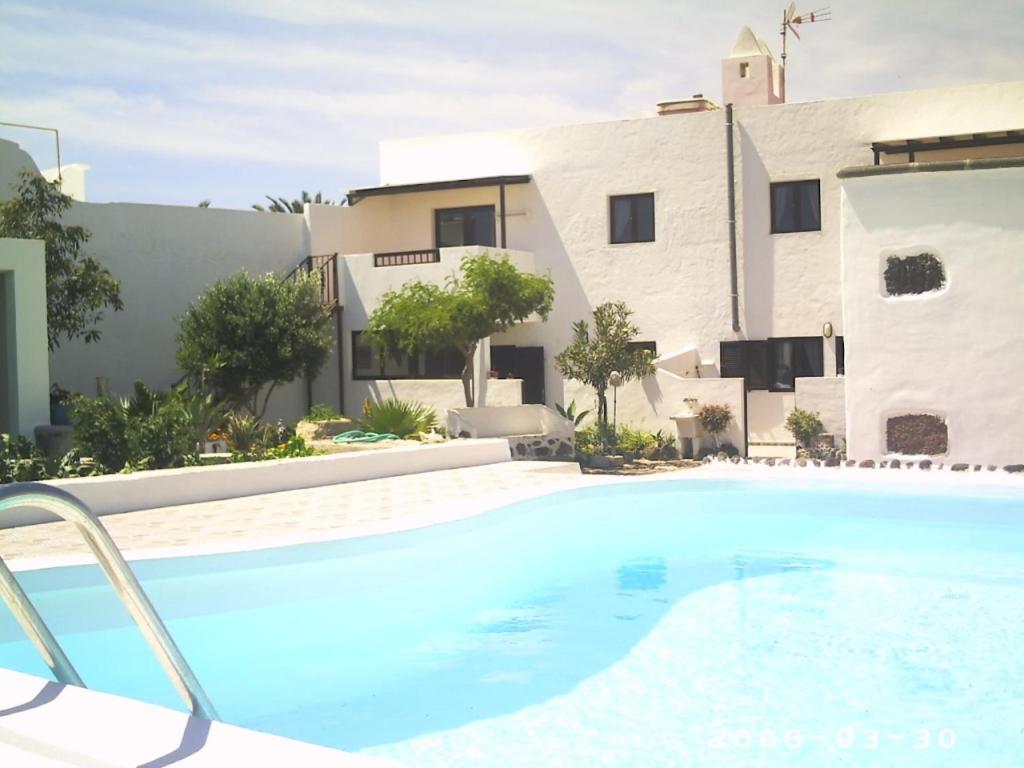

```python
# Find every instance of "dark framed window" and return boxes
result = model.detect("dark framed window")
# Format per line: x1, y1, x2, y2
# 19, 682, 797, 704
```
352, 331, 463, 380
352, 331, 415, 380
770, 180, 821, 234
435, 206, 495, 248
610, 193, 655, 244
627, 340, 657, 355
423, 346, 465, 378
720, 337, 823, 392
835, 335, 845, 376
768, 337, 824, 391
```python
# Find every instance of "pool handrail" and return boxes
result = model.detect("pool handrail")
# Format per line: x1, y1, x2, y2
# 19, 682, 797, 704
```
0, 483, 219, 721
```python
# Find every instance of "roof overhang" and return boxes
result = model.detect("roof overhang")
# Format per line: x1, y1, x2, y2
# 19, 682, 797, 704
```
346, 174, 531, 206
872, 129, 1024, 157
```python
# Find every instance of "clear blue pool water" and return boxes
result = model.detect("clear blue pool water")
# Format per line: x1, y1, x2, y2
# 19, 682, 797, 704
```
2, 479, 1023, 766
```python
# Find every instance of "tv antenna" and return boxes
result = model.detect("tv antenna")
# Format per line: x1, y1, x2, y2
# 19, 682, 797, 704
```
781, 3, 832, 65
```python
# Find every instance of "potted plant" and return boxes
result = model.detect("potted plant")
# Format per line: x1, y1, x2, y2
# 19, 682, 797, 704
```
49, 384, 75, 426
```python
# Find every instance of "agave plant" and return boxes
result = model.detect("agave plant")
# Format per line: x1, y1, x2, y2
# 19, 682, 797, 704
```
555, 400, 591, 426
358, 398, 437, 438
224, 412, 272, 453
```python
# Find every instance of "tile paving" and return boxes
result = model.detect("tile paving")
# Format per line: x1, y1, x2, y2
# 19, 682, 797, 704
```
0, 461, 590, 566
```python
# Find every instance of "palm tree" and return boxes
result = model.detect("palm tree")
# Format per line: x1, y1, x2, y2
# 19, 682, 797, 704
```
251, 191, 338, 213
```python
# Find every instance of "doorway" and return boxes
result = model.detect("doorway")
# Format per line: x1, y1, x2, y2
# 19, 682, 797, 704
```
490, 345, 546, 404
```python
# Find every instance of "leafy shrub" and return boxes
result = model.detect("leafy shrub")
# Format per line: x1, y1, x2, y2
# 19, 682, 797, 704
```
698, 403, 733, 435
574, 425, 601, 455
555, 400, 591, 426
308, 403, 343, 422
785, 407, 824, 447
223, 413, 311, 462
0, 172, 123, 350
1, 434, 49, 483
359, 398, 436, 438
266, 435, 314, 459
176, 271, 333, 419
698, 403, 733, 447
616, 426, 655, 454
71, 381, 196, 472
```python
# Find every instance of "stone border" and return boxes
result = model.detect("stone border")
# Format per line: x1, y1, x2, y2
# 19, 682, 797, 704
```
703, 454, 1024, 473
2, 439, 512, 528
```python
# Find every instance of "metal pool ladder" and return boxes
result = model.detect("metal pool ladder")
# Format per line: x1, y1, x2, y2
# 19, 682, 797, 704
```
0, 483, 219, 721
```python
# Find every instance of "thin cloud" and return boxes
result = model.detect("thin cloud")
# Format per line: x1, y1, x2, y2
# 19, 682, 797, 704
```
1, 0, 1020, 206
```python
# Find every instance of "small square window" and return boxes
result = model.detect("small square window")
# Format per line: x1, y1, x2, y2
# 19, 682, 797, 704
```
740, 62, 750, 78
610, 193, 655, 244
770, 180, 821, 234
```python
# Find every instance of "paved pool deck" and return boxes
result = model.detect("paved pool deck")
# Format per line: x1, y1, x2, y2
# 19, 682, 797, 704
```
0, 460, 596, 570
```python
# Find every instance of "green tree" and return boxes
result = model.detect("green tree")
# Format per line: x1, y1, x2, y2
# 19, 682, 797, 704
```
0, 172, 123, 350
252, 191, 337, 213
364, 253, 555, 406
555, 301, 656, 441
176, 271, 333, 419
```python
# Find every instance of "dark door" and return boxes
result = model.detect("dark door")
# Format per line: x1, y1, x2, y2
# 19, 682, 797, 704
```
514, 346, 545, 404
489, 345, 517, 379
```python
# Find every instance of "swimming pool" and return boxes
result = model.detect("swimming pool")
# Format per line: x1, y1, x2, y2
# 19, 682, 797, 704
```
1, 478, 1023, 766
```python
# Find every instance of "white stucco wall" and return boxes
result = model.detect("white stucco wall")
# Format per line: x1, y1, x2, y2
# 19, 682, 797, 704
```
49, 203, 312, 422
841, 164, 1024, 465
794, 376, 846, 441
0, 139, 39, 198
377, 81, 1024, 397
0, 238, 50, 437
305, 80, 1024, 441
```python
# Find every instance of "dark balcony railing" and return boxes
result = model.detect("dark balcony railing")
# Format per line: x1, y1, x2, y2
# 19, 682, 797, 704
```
373, 249, 440, 268
287, 252, 340, 311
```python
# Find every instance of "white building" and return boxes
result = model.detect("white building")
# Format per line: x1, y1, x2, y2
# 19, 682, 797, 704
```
4, 27, 1024, 465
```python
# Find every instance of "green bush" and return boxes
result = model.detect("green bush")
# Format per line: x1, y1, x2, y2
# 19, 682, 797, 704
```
71, 381, 196, 472
307, 403, 343, 422
574, 425, 602, 455
176, 271, 333, 420
358, 398, 437, 438
785, 407, 824, 447
0, 434, 49, 483
616, 426, 648, 454
698, 403, 733, 437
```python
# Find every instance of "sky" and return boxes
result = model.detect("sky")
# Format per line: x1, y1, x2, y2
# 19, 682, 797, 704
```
1, 0, 1021, 209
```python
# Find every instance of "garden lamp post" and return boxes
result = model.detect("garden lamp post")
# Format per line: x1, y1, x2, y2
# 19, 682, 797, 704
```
608, 370, 622, 444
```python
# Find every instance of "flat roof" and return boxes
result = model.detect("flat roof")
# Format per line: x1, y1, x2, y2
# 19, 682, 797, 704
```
347, 174, 531, 205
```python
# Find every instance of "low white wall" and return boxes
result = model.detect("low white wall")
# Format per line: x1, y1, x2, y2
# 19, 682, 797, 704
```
841, 165, 1024, 464
747, 390, 795, 444
795, 376, 846, 440
0, 238, 50, 438
1, 440, 511, 527
447, 405, 573, 439
349, 377, 523, 416
564, 372, 745, 449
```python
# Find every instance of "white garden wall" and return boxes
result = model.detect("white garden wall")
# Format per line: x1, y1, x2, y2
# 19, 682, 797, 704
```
0, 238, 50, 437
49, 202, 312, 422
841, 163, 1024, 465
